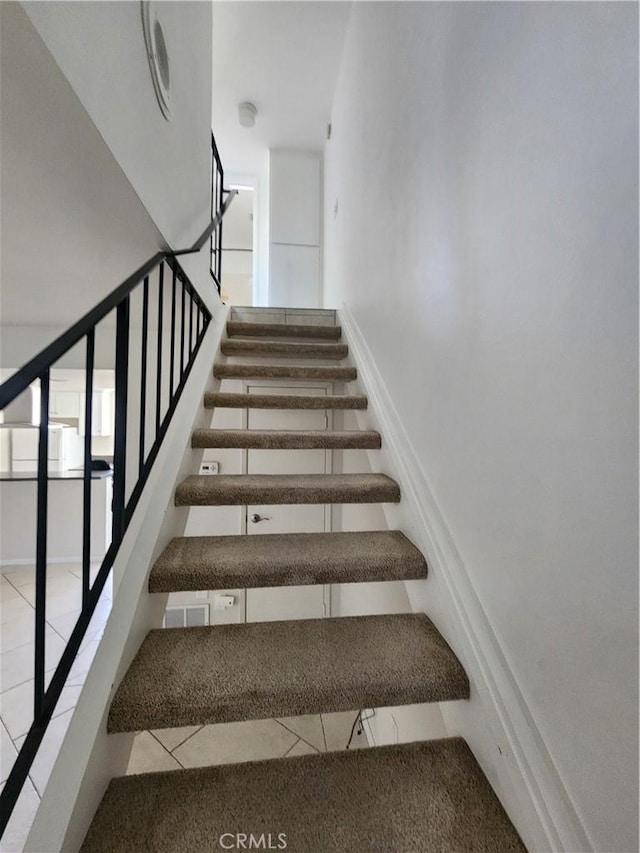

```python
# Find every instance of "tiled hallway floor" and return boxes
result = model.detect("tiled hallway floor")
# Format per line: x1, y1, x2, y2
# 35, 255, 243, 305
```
127, 711, 368, 775
1, 567, 369, 849
0, 562, 112, 852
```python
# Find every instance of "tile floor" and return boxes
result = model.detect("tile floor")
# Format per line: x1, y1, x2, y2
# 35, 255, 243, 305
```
1, 565, 369, 850
127, 710, 369, 776
0, 561, 111, 852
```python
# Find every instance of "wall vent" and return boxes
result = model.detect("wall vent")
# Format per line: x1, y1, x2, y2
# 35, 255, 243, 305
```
163, 604, 209, 629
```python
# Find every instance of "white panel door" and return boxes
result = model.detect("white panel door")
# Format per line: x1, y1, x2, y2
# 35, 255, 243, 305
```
245, 385, 330, 622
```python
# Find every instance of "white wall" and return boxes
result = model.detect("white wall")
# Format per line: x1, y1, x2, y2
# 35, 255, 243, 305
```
21, 0, 212, 255
221, 189, 254, 305
330, 410, 450, 751
225, 165, 270, 307
269, 150, 322, 308
324, 4, 638, 852
255, 163, 271, 307
0, 4, 163, 347
0, 2, 216, 370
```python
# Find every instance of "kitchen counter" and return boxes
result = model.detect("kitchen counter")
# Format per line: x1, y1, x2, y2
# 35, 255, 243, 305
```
0, 469, 112, 481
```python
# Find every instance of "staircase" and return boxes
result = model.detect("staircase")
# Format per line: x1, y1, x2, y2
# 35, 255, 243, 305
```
81, 309, 525, 851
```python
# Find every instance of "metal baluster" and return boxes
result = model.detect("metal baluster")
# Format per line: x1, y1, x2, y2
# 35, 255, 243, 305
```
139, 277, 149, 474
169, 266, 177, 399
218, 156, 224, 286
180, 277, 186, 378
189, 287, 194, 359
34, 371, 50, 719
112, 297, 130, 542
211, 135, 218, 282
82, 331, 94, 609
0, 246, 217, 835
155, 263, 164, 437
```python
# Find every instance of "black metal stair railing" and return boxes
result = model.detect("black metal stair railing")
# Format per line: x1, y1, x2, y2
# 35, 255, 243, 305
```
0, 155, 236, 833
209, 131, 236, 296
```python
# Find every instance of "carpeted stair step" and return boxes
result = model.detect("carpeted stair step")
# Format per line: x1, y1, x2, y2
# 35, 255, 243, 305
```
191, 428, 381, 449
204, 392, 368, 410
213, 363, 357, 381
107, 613, 469, 733
174, 473, 400, 506
149, 530, 427, 592
81, 738, 526, 853
221, 339, 348, 359
227, 320, 342, 340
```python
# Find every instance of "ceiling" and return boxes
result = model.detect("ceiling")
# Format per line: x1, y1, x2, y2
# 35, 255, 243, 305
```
211, 2, 351, 178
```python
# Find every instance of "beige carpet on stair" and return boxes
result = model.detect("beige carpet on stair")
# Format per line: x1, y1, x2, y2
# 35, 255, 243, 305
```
107, 613, 469, 732
80, 738, 526, 852
221, 339, 348, 358
204, 392, 368, 410
213, 363, 357, 381
174, 473, 401, 506
226, 321, 342, 339
190, 428, 381, 449
149, 530, 428, 592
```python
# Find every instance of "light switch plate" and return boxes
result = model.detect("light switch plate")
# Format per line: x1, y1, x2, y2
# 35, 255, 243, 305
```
199, 461, 219, 475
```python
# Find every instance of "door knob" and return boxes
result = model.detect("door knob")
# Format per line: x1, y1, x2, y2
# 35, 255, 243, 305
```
251, 513, 271, 523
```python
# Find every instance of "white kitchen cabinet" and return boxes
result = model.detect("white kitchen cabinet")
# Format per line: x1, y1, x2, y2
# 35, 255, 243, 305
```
50, 391, 80, 418
10, 427, 38, 462
92, 389, 113, 436
49, 429, 62, 460
78, 390, 114, 437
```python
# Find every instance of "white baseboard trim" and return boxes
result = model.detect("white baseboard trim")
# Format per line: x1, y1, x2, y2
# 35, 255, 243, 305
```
338, 304, 592, 853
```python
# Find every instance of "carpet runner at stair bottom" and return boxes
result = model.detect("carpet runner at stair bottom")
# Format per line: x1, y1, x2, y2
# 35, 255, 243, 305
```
81, 739, 526, 852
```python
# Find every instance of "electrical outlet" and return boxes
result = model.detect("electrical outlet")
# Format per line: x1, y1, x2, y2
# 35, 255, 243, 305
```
199, 461, 219, 475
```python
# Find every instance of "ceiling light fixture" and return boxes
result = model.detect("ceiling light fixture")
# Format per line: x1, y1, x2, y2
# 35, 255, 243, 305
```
238, 102, 257, 129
